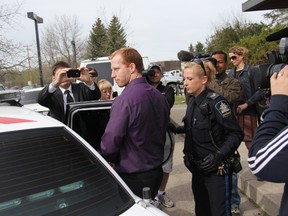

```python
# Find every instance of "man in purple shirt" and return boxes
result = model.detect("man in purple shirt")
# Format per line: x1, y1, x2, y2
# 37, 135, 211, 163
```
101, 47, 170, 199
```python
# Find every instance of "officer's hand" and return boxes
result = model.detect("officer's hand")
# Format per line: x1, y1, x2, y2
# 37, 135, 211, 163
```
168, 123, 185, 134
176, 126, 185, 133
200, 151, 223, 173
168, 122, 177, 134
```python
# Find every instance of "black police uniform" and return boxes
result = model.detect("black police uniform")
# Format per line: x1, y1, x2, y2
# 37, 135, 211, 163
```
183, 87, 243, 216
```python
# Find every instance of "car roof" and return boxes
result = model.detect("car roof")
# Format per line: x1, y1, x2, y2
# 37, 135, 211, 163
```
0, 106, 62, 132
22, 87, 44, 92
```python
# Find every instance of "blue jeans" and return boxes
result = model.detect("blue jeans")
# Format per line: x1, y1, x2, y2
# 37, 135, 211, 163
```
231, 172, 240, 207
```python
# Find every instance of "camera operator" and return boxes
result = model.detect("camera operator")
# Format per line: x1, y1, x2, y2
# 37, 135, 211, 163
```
248, 65, 288, 216
38, 61, 101, 123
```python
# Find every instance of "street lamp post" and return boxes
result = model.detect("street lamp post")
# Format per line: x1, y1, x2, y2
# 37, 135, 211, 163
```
27, 12, 44, 87
71, 40, 77, 68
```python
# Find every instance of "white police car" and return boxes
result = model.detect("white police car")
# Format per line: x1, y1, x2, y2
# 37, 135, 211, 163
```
20, 87, 49, 115
0, 91, 168, 216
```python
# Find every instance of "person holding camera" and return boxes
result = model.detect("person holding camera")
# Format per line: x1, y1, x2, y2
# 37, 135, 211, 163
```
146, 63, 175, 208
38, 61, 101, 123
248, 66, 288, 216
170, 59, 243, 216
100, 48, 170, 200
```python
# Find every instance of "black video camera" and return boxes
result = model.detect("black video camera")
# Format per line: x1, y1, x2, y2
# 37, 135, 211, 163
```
256, 29, 288, 89
142, 68, 155, 77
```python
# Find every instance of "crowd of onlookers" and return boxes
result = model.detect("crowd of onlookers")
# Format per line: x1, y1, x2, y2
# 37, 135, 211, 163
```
19, 45, 287, 216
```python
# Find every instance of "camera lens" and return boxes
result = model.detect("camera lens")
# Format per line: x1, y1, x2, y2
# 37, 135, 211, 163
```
267, 63, 287, 78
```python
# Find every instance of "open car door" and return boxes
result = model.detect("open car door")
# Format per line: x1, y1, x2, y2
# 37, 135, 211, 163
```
65, 99, 173, 164
65, 100, 113, 152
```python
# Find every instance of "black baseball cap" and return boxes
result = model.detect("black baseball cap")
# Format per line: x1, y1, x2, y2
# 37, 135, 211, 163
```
147, 63, 162, 72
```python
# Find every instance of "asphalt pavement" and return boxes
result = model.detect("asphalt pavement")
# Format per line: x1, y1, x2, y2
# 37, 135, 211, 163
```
160, 104, 284, 216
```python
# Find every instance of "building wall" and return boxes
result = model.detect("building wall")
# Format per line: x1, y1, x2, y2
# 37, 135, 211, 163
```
153, 60, 181, 72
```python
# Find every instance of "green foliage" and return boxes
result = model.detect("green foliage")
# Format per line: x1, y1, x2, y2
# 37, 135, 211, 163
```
204, 15, 286, 66
234, 25, 284, 65
195, 42, 205, 56
206, 18, 268, 54
87, 16, 127, 58
188, 43, 194, 53
174, 95, 186, 105
264, 9, 288, 26
105, 16, 127, 55
87, 18, 107, 58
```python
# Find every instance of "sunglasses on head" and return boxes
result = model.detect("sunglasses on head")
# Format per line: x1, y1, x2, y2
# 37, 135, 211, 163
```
192, 58, 207, 76
229, 56, 237, 60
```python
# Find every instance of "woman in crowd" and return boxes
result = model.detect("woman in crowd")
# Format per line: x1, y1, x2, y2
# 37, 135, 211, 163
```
98, 79, 113, 100
228, 46, 264, 150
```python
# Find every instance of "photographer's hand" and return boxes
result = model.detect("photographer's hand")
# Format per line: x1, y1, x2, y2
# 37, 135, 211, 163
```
271, 66, 288, 96
78, 67, 94, 85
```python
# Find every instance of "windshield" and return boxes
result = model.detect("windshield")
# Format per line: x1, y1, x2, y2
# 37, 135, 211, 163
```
0, 127, 134, 216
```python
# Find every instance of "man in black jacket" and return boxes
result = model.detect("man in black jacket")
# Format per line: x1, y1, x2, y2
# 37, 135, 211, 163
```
38, 61, 101, 122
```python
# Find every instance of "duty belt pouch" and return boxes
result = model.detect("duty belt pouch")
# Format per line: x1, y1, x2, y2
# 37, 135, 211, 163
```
183, 155, 195, 173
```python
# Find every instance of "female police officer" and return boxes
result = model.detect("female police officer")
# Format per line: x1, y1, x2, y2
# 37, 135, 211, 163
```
178, 59, 243, 216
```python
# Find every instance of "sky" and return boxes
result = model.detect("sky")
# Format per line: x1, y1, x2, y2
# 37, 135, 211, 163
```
3, 0, 270, 63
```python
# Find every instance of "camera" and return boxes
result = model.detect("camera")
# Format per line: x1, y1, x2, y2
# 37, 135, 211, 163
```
142, 63, 161, 78
67, 69, 81, 78
256, 36, 288, 89
142, 68, 155, 77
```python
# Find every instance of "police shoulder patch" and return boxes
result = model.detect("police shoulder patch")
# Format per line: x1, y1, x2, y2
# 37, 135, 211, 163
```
207, 92, 219, 100
215, 100, 231, 117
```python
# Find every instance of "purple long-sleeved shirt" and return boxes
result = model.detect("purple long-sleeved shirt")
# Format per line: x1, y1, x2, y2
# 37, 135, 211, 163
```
101, 77, 170, 174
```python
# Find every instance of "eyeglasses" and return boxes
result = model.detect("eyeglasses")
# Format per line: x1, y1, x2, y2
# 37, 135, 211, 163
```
192, 58, 207, 76
229, 56, 237, 60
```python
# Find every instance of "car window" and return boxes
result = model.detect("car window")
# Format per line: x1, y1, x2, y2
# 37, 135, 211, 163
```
0, 127, 134, 216
86, 62, 113, 84
65, 101, 113, 152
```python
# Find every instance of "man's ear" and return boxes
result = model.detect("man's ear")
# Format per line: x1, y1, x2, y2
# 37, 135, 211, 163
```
129, 63, 136, 73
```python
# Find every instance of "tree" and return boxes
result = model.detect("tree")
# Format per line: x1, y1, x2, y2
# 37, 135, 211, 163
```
206, 18, 267, 53
188, 43, 194, 54
87, 18, 107, 58
41, 15, 87, 69
0, 1, 27, 84
105, 16, 127, 55
195, 42, 206, 56
205, 16, 285, 65
264, 9, 288, 26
